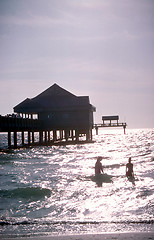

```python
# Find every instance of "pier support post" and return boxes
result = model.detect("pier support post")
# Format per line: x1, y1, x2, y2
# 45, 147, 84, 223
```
96, 126, 98, 135
124, 125, 126, 134
32, 131, 34, 143
28, 131, 31, 145
53, 130, 57, 142
14, 131, 17, 148
60, 130, 63, 140
44, 131, 47, 143
8, 132, 11, 148
22, 131, 24, 145
48, 131, 50, 142
75, 130, 79, 142
65, 130, 69, 142
39, 131, 43, 144
71, 130, 74, 141
90, 129, 92, 140
86, 130, 90, 141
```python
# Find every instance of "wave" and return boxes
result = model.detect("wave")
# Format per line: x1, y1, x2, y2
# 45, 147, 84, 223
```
0, 187, 51, 199
0, 219, 153, 226
137, 189, 154, 198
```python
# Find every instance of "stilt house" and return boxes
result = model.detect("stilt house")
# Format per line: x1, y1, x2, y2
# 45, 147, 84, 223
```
14, 84, 96, 142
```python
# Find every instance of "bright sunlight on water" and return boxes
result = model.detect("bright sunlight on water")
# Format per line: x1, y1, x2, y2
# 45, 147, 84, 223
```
0, 128, 154, 238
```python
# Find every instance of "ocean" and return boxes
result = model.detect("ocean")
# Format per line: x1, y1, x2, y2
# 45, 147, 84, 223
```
0, 128, 154, 238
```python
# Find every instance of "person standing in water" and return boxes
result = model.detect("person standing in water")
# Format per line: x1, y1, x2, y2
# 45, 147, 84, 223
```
95, 156, 104, 175
126, 157, 134, 177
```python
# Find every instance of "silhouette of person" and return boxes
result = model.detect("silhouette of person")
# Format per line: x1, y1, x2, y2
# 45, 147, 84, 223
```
95, 156, 104, 175
126, 157, 134, 177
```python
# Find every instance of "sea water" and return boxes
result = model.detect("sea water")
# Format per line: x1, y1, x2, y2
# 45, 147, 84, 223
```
0, 128, 154, 238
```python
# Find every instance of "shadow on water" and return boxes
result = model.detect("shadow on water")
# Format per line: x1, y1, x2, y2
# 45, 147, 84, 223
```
91, 174, 113, 187
0, 187, 51, 200
127, 176, 136, 186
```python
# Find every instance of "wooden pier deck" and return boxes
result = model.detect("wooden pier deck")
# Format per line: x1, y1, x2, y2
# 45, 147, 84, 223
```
93, 122, 127, 134
0, 114, 127, 149
0, 115, 93, 149
93, 115, 127, 134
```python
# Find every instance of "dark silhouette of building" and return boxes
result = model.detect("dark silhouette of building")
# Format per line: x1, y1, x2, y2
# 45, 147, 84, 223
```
13, 83, 96, 144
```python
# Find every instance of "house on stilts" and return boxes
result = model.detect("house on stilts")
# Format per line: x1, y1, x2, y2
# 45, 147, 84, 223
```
13, 83, 96, 146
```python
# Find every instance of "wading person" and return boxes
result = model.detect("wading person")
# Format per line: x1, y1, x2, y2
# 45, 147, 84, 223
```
95, 156, 104, 175
126, 157, 134, 178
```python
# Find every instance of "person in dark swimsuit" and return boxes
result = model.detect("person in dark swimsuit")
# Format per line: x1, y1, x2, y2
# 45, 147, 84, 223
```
126, 157, 134, 177
95, 156, 104, 175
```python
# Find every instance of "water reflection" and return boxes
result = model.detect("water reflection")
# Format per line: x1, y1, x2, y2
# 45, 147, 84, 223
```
0, 129, 154, 236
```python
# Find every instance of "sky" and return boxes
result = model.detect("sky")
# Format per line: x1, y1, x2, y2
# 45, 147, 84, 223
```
0, 0, 154, 129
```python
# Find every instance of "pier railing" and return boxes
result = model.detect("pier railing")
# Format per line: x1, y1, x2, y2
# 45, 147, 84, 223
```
93, 115, 127, 134
93, 122, 127, 134
0, 115, 42, 132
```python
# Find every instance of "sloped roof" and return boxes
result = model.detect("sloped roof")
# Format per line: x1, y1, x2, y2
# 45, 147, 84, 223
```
34, 83, 76, 99
14, 83, 95, 113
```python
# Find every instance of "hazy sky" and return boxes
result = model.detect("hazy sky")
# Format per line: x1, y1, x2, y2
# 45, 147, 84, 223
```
0, 0, 154, 128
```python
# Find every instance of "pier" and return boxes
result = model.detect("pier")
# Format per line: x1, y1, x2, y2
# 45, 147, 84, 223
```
0, 85, 127, 149
94, 116, 127, 134
0, 114, 127, 149
0, 115, 94, 149
0, 84, 95, 149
